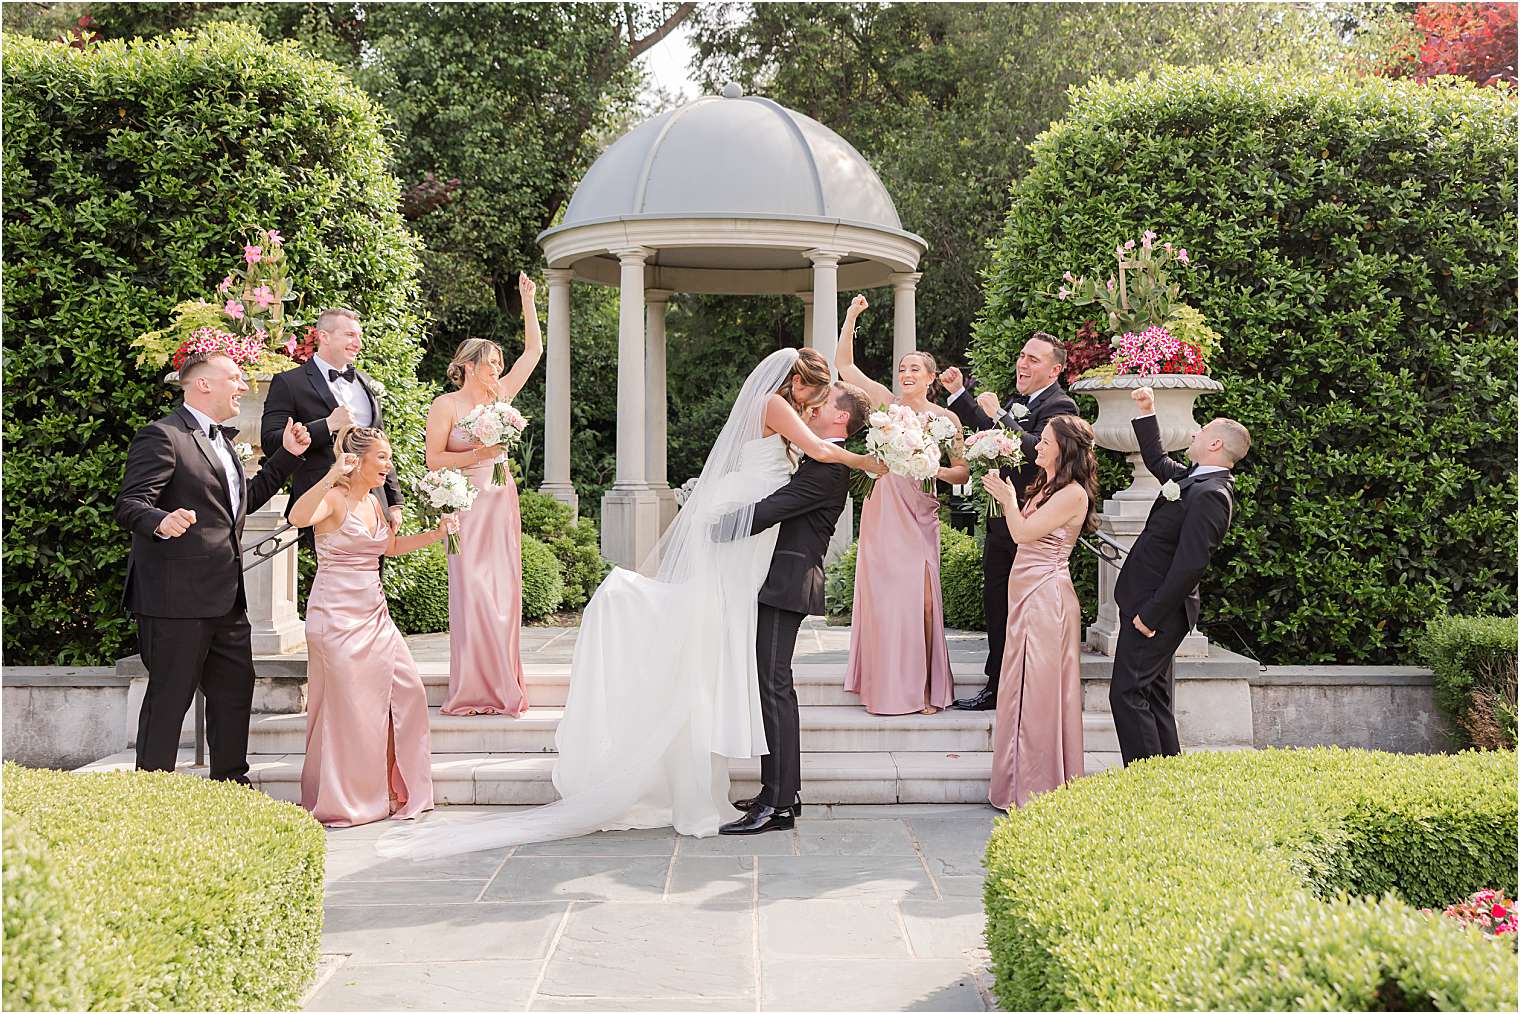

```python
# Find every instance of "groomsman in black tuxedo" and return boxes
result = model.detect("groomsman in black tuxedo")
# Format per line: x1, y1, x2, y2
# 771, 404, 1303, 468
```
115, 350, 311, 782
721, 382, 873, 835
940, 333, 1079, 710
259, 308, 403, 541
1111, 385, 1250, 765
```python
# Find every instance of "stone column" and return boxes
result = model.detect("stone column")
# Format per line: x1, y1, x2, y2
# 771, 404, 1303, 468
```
601, 247, 662, 570
539, 268, 577, 515
645, 289, 678, 534
244, 495, 304, 654
890, 272, 921, 395
806, 248, 852, 562
798, 291, 815, 349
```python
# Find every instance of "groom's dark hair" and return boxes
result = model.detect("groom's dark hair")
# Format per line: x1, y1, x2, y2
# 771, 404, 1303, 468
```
832, 382, 872, 436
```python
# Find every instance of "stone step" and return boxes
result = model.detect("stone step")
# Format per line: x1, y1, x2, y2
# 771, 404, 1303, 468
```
248, 705, 1120, 757
78, 747, 1126, 806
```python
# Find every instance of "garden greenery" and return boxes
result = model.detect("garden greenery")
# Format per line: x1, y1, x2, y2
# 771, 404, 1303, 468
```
1422, 614, 1518, 750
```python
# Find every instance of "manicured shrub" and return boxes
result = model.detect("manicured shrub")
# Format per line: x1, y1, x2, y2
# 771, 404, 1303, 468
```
970, 65, 1518, 664
1422, 614, 1519, 749
983, 748, 1518, 1011
2, 25, 428, 665
2, 763, 325, 1010
824, 527, 986, 630
520, 535, 564, 620
382, 542, 450, 635
518, 489, 609, 611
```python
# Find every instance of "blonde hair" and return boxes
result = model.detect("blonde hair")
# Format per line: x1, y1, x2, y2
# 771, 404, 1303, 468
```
315, 307, 360, 332
1212, 418, 1252, 464
332, 425, 389, 489
446, 337, 505, 391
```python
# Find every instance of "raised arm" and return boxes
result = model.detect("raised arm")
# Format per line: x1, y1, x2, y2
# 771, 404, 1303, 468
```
425, 396, 497, 471
1130, 387, 1188, 484
496, 272, 544, 403
763, 394, 880, 473
289, 455, 354, 532
834, 295, 895, 408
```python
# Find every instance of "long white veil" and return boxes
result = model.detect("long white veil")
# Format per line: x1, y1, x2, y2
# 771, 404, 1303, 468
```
376, 349, 801, 859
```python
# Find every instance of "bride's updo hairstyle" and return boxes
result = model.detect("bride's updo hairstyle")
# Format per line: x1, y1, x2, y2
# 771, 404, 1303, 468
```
1024, 415, 1101, 533
446, 338, 504, 390
778, 347, 832, 410
332, 425, 390, 489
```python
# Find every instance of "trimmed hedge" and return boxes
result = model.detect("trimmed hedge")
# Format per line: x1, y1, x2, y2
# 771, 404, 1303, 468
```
970, 66, 1518, 664
1423, 614, 1518, 750
2, 25, 429, 665
520, 535, 565, 620
984, 748, 1518, 1011
518, 489, 610, 611
825, 526, 986, 630
2, 762, 325, 1010
382, 541, 450, 636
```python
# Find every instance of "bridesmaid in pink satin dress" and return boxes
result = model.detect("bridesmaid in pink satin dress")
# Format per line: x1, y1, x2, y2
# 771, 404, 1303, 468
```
289, 426, 455, 828
981, 415, 1100, 809
424, 273, 544, 717
834, 294, 970, 715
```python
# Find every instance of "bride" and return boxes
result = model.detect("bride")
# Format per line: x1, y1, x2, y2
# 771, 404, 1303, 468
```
379, 347, 879, 858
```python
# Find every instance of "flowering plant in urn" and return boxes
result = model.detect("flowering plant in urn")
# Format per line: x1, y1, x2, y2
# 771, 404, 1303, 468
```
418, 468, 478, 554
457, 402, 529, 487
857, 403, 947, 497
963, 428, 1025, 518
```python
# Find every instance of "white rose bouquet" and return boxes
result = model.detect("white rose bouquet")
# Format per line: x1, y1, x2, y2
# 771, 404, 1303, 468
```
417, 468, 478, 554
964, 428, 1025, 518
861, 403, 944, 495
457, 401, 529, 487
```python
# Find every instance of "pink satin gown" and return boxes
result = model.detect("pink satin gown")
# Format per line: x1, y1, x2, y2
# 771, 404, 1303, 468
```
440, 426, 528, 717
989, 506, 1085, 810
844, 472, 955, 715
302, 496, 434, 828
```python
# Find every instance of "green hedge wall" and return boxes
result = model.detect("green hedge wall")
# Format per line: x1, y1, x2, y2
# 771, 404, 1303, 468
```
984, 748, 1518, 1011
2, 25, 430, 665
1422, 614, 1519, 750
825, 526, 985, 630
2, 763, 325, 1010
970, 66, 1518, 664
520, 534, 565, 620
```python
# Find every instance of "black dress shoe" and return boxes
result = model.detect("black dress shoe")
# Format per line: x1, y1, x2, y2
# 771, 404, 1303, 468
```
732, 796, 802, 814
719, 803, 798, 835
952, 688, 997, 711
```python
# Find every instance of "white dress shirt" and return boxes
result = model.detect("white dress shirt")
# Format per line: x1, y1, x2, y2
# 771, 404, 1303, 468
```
183, 402, 241, 519
312, 353, 374, 428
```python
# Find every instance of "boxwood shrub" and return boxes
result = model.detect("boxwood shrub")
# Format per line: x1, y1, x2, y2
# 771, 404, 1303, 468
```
984, 748, 1518, 1011
518, 489, 609, 611
520, 534, 565, 621
2, 25, 430, 665
970, 65, 1518, 664
1422, 614, 1518, 750
2, 762, 325, 1010
381, 541, 450, 636
824, 526, 986, 630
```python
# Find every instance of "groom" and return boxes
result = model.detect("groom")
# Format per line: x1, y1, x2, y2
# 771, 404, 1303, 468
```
1111, 385, 1251, 765
721, 381, 873, 835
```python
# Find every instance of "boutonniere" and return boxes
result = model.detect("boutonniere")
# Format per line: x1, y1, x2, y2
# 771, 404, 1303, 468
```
366, 378, 388, 399
1009, 403, 1031, 420
235, 442, 255, 464
1160, 480, 1181, 501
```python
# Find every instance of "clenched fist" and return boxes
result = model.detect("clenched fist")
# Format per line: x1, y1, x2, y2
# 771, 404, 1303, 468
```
976, 391, 1002, 418
847, 294, 869, 317
938, 366, 965, 396
325, 404, 353, 431
1130, 386, 1155, 414
156, 507, 197, 538
281, 417, 311, 456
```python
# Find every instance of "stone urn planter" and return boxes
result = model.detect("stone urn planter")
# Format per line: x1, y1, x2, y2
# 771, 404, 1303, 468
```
1069, 372, 1224, 656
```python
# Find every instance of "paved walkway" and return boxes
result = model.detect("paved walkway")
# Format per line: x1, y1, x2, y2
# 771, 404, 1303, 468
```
305, 803, 1000, 1012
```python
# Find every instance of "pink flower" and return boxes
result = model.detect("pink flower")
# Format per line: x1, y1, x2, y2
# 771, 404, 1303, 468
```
1062, 271, 1076, 283
244, 245, 262, 264
217, 275, 235, 293
1492, 904, 1509, 919
1123, 239, 1135, 250
1057, 286, 1069, 300
284, 336, 297, 356
1115, 244, 1125, 258
267, 230, 283, 246
250, 285, 276, 310
224, 300, 245, 320
1106, 278, 1116, 292
1142, 230, 1157, 249
1177, 248, 1189, 264
1164, 242, 1173, 252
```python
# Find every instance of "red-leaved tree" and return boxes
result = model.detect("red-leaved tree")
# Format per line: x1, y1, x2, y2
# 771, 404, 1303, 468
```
1400, 2, 1517, 86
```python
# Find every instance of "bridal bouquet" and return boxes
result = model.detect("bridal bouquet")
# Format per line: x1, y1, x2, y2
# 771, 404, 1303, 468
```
418, 468, 478, 554
457, 401, 529, 486
861, 403, 947, 495
964, 428, 1025, 518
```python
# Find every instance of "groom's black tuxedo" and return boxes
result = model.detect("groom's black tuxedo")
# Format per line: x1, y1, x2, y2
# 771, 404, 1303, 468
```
115, 405, 303, 782
947, 380, 1079, 689
259, 359, 402, 527
747, 449, 851, 808
1110, 413, 1235, 765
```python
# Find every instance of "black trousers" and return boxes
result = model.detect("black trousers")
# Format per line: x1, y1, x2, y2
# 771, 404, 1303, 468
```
981, 523, 1017, 687
1108, 610, 1186, 765
135, 607, 256, 784
756, 604, 806, 808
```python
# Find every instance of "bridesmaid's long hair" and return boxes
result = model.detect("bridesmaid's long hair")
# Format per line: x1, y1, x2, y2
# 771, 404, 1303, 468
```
1025, 415, 1101, 534
899, 350, 944, 402
332, 425, 389, 492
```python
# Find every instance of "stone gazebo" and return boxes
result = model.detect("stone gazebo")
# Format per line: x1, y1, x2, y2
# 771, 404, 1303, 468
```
537, 85, 927, 569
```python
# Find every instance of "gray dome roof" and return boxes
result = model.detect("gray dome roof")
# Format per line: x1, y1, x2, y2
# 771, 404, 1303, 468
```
555, 93, 906, 233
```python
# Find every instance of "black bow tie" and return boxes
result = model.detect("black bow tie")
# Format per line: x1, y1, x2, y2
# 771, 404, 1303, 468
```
328, 366, 357, 384
207, 424, 239, 442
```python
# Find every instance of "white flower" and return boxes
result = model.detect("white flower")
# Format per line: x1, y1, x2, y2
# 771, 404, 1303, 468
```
868, 410, 891, 428
927, 415, 958, 442
234, 442, 254, 463
1009, 403, 1030, 420
1160, 480, 1181, 501
419, 468, 478, 511
367, 378, 387, 399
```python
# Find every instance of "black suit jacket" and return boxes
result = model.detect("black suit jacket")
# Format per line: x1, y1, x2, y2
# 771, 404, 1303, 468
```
115, 405, 302, 618
259, 360, 402, 517
749, 455, 851, 616
948, 380, 1080, 537
1114, 414, 1235, 635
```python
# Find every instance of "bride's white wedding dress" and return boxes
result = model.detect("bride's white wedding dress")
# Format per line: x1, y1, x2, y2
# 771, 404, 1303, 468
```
379, 351, 801, 859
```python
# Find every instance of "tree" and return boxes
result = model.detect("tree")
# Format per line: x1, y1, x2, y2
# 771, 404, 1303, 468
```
1405, 2, 1517, 85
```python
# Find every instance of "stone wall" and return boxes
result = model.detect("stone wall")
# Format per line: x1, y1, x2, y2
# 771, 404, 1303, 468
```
3, 668, 130, 769
1249, 667, 1455, 754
